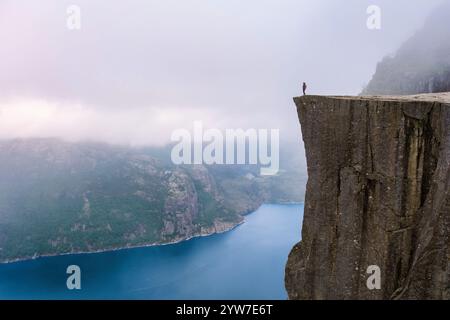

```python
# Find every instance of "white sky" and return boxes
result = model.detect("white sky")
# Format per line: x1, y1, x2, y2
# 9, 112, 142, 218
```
0, 0, 444, 146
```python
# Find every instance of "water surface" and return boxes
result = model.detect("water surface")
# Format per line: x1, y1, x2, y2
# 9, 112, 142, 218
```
0, 204, 303, 299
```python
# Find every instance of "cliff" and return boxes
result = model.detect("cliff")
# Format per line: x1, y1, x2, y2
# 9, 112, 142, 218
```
0, 138, 305, 263
0, 139, 243, 263
286, 93, 450, 299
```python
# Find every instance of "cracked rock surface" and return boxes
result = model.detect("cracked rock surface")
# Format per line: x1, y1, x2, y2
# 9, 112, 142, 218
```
285, 94, 450, 300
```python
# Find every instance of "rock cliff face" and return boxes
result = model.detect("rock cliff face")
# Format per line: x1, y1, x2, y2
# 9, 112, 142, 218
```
286, 94, 450, 299
0, 139, 242, 262
0, 138, 306, 263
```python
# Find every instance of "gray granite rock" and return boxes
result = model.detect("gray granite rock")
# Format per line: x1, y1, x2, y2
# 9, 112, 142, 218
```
286, 94, 450, 300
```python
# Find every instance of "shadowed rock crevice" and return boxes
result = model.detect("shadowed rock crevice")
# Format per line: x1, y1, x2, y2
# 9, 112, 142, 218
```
286, 94, 450, 300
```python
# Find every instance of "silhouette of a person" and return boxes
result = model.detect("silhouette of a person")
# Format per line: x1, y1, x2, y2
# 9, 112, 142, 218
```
302, 82, 307, 96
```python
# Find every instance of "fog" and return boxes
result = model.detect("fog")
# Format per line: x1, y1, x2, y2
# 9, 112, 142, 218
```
0, 0, 444, 146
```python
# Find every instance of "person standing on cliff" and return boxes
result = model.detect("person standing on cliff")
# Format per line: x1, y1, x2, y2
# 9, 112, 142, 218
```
302, 82, 307, 95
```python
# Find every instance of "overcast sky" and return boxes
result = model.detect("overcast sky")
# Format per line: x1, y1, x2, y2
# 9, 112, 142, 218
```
0, 0, 444, 146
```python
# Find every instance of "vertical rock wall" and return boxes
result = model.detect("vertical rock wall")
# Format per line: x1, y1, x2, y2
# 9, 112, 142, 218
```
285, 94, 450, 300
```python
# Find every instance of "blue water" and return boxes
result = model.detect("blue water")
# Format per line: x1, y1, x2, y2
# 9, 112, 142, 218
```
0, 204, 303, 300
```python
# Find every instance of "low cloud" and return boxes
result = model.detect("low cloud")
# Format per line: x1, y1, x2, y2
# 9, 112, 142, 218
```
0, 98, 226, 146
0, 0, 443, 146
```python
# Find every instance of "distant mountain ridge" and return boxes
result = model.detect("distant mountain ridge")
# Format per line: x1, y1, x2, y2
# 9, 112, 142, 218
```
0, 138, 306, 263
363, 2, 450, 95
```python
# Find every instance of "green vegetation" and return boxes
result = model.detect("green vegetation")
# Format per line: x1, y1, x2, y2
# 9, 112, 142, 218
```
0, 139, 306, 262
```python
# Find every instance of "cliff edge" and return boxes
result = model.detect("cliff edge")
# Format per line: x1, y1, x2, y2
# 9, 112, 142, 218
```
285, 93, 450, 299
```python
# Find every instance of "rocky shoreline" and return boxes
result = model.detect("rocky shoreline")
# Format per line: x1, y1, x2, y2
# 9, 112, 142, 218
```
0, 219, 244, 265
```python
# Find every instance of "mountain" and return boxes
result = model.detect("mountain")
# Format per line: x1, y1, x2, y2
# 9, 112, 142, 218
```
0, 138, 306, 262
363, 3, 450, 95
286, 94, 449, 299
